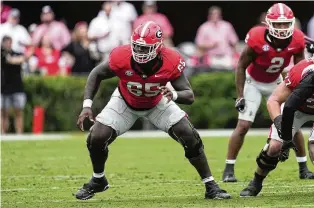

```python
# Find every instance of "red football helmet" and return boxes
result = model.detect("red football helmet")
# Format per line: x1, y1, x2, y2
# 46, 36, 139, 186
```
265, 3, 295, 39
131, 21, 163, 63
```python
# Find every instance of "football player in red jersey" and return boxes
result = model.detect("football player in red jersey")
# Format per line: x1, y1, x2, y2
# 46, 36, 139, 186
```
222, 3, 314, 182
240, 57, 314, 197
74, 21, 231, 200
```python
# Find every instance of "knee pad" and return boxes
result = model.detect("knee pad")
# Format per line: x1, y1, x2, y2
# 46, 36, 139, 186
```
256, 149, 279, 171
169, 119, 204, 159
87, 123, 116, 152
185, 140, 204, 159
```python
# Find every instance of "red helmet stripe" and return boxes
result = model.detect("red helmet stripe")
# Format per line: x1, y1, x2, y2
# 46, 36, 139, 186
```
140, 21, 154, 37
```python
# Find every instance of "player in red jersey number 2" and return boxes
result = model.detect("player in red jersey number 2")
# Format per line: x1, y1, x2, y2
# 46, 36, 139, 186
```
240, 57, 314, 197
74, 21, 231, 200
222, 3, 314, 182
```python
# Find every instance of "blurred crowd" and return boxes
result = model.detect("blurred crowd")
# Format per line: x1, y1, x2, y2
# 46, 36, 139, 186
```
1, 1, 175, 77
1, 1, 313, 134
1, 1, 313, 77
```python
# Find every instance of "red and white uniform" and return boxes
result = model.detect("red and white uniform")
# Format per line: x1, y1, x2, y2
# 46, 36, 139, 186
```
109, 45, 184, 109
246, 26, 305, 83
269, 59, 314, 142
284, 59, 314, 114
239, 26, 305, 122
95, 45, 187, 136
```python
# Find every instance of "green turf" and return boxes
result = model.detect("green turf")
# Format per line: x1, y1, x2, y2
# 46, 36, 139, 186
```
2, 136, 314, 208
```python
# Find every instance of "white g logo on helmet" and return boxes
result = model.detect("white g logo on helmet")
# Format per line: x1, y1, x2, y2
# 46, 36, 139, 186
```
156, 30, 162, 39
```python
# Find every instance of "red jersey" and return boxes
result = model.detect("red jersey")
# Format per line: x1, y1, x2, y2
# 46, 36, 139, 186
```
109, 45, 186, 109
245, 26, 305, 83
34, 48, 61, 75
284, 58, 314, 114
1, 4, 11, 23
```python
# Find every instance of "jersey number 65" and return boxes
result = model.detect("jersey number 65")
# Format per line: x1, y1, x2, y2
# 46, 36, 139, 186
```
127, 82, 160, 97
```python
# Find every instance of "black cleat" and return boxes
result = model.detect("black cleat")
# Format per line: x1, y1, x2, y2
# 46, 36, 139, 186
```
74, 177, 110, 200
300, 170, 314, 179
240, 180, 262, 197
205, 181, 231, 200
222, 171, 238, 183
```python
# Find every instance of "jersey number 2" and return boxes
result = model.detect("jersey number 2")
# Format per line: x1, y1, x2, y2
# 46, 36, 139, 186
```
266, 57, 285, 73
127, 82, 160, 97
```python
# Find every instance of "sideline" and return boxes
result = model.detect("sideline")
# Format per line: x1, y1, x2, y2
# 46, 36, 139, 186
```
1, 128, 311, 141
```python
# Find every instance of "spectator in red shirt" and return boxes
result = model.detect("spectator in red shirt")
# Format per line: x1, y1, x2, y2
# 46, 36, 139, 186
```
28, 35, 66, 76
133, 0, 174, 47
32, 5, 71, 50
1, 2, 11, 23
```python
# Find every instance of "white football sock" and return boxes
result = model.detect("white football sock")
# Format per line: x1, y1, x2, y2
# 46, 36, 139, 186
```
226, 159, 236, 164
296, 156, 307, 163
93, 172, 104, 178
202, 176, 214, 184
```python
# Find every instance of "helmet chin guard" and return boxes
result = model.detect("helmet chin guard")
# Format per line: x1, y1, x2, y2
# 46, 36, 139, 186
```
131, 40, 162, 63
266, 17, 295, 39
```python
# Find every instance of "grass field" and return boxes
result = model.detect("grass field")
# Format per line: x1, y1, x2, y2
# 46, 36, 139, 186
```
2, 135, 314, 208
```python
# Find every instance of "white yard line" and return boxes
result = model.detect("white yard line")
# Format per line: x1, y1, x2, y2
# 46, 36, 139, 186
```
1, 128, 312, 141
0, 134, 72, 141
106, 128, 312, 138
